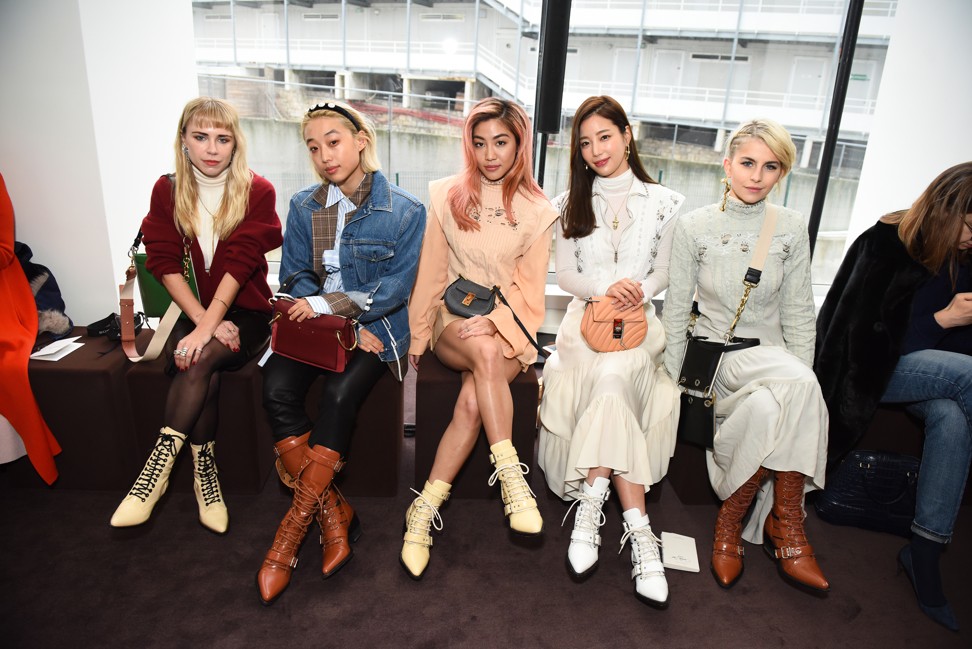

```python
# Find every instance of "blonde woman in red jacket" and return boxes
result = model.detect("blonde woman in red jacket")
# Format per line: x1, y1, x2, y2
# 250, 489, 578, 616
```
110, 98, 282, 534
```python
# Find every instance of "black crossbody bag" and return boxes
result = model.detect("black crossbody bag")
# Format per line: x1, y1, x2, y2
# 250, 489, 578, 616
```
676, 205, 777, 449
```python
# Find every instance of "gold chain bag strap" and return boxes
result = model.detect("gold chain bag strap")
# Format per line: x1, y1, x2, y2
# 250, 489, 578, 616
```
676, 204, 777, 448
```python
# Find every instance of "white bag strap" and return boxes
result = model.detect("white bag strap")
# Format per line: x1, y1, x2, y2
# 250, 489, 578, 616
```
119, 264, 182, 363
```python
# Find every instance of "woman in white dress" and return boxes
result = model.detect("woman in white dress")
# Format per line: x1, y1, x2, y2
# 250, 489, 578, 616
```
662, 118, 829, 592
538, 96, 683, 608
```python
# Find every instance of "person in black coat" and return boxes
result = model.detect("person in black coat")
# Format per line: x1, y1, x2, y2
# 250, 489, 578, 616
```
816, 161, 972, 632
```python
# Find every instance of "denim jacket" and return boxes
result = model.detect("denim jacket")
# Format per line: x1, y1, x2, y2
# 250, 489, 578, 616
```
279, 170, 426, 377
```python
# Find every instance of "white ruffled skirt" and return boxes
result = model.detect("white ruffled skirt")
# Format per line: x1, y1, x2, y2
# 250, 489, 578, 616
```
538, 299, 679, 501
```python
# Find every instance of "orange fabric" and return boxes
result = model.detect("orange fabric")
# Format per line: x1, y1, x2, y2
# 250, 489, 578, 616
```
0, 173, 61, 484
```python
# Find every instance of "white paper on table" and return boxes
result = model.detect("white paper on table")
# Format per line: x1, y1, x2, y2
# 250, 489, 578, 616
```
30, 336, 84, 361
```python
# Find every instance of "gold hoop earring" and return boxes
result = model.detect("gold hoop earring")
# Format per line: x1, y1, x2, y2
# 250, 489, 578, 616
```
720, 178, 731, 212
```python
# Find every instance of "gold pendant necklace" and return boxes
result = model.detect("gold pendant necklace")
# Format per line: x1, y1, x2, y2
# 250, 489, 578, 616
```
604, 177, 634, 230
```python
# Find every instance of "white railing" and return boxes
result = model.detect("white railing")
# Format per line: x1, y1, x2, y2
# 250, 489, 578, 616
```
491, 0, 896, 17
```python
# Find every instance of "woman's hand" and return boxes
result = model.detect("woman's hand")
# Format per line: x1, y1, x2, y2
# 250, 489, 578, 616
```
605, 278, 645, 311
213, 320, 241, 352
935, 292, 972, 328
458, 315, 497, 339
357, 327, 385, 355
173, 328, 214, 371
409, 354, 422, 371
287, 298, 318, 322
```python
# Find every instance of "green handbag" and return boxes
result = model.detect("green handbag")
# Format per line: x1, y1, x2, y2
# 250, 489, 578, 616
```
131, 233, 199, 318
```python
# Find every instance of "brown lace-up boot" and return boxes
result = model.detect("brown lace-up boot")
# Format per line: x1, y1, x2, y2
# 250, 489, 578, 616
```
317, 483, 361, 578
763, 470, 830, 592
711, 467, 769, 588
256, 444, 344, 605
272, 432, 310, 488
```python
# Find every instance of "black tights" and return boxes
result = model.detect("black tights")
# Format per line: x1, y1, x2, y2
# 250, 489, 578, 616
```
261, 349, 388, 456
163, 309, 269, 445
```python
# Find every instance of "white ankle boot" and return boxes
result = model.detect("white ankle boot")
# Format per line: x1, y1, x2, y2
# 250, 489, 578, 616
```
401, 480, 451, 580
564, 477, 610, 577
620, 509, 669, 608
110, 427, 186, 527
191, 441, 228, 534
488, 439, 542, 535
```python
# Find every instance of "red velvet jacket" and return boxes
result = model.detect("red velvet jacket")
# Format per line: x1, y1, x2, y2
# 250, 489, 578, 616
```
141, 173, 282, 314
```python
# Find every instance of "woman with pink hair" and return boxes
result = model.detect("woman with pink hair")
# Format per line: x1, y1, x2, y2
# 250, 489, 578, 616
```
401, 97, 558, 579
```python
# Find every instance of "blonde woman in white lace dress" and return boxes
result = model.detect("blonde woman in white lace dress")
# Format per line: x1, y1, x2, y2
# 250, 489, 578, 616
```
662, 118, 829, 593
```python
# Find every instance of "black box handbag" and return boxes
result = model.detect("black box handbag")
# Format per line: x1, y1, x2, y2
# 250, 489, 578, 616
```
813, 449, 919, 537
675, 205, 776, 449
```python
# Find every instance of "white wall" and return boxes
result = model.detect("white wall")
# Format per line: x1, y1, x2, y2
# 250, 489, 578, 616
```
845, 0, 972, 247
0, 0, 196, 325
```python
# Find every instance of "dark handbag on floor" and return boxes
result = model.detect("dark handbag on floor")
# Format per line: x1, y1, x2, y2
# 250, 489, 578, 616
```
443, 276, 497, 318
814, 450, 919, 537
675, 205, 777, 449
268, 269, 358, 372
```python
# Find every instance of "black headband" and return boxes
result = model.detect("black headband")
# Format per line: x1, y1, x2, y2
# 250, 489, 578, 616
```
306, 102, 362, 132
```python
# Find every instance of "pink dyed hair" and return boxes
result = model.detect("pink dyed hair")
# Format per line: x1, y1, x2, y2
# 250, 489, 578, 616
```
447, 97, 545, 231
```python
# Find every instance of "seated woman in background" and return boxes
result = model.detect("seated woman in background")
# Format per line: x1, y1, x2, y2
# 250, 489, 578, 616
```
662, 118, 829, 593
538, 95, 683, 608
257, 102, 425, 605
401, 97, 558, 580
111, 97, 282, 534
816, 161, 972, 632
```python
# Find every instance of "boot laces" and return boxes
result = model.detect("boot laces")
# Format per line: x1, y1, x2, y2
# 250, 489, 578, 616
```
562, 491, 607, 533
128, 432, 181, 501
195, 444, 222, 506
620, 525, 664, 576
272, 477, 325, 553
488, 461, 536, 503
405, 487, 444, 539
318, 488, 346, 531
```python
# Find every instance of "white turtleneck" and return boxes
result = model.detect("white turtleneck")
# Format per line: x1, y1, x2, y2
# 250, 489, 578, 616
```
191, 165, 229, 270
593, 168, 635, 250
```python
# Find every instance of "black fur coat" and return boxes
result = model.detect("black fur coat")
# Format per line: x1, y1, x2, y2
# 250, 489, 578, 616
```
814, 221, 929, 465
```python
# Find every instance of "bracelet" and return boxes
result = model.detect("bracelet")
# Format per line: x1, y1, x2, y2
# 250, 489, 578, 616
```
213, 296, 229, 309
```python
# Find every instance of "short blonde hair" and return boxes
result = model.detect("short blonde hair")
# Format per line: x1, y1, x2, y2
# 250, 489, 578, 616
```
725, 118, 797, 179
301, 101, 380, 182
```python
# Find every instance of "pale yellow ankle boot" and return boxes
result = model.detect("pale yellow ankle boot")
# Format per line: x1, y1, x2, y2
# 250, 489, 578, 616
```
488, 439, 543, 535
110, 427, 187, 527
191, 441, 228, 534
400, 480, 451, 580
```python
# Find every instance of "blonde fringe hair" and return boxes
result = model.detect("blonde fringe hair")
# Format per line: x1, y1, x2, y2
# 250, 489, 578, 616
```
725, 117, 797, 182
301, 102, 381, 183
173, 97, 252, 240
448, 97, 545, 231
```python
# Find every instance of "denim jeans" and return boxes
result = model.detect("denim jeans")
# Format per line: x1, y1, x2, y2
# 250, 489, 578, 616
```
880, 349, 972, 543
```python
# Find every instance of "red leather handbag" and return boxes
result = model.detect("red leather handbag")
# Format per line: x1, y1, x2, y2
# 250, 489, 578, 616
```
269, 296, 358, 372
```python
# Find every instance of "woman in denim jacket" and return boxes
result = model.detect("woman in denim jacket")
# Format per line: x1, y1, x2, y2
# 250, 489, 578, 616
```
256, 102, 426, 605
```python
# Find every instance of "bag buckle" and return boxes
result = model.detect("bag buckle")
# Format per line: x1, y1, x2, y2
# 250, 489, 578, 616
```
612, 319, 623, 339
462, 292, 476, 307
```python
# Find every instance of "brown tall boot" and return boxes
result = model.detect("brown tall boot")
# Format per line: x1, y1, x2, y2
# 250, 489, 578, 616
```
273, 432, 310, 488
763, 470, 830, 592
256, 444, 343, 605
317, 483, 361, 578
711, 466, 769, 588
